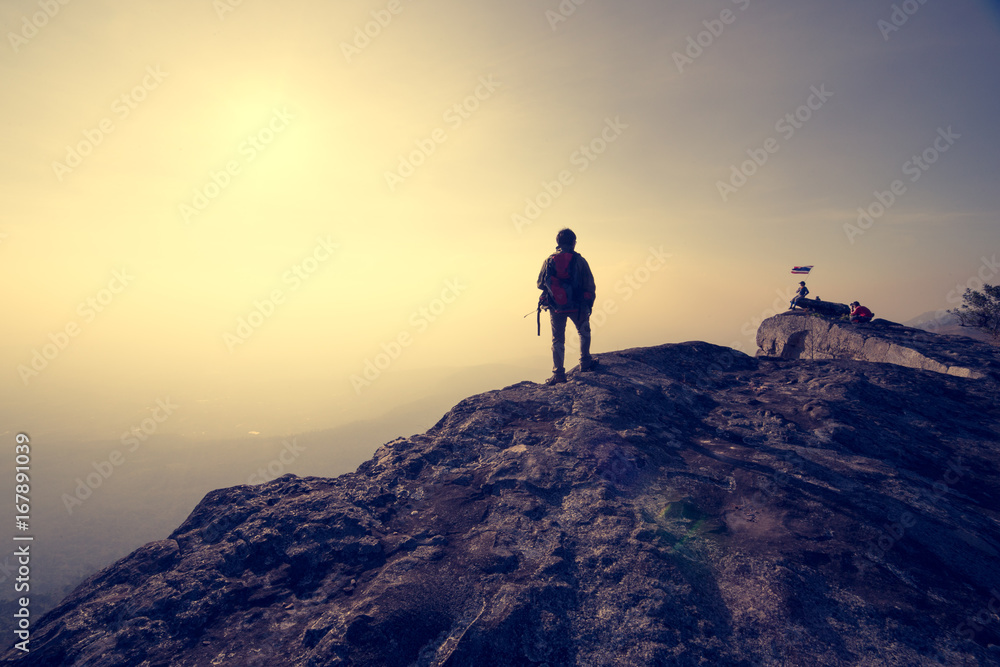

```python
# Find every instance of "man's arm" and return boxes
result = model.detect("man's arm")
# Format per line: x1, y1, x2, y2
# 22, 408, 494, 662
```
537, 256, 550, 291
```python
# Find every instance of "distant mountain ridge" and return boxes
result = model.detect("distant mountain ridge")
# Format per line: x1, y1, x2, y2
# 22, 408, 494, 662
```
6, 324, 1000, 665
904, 308, 995, 343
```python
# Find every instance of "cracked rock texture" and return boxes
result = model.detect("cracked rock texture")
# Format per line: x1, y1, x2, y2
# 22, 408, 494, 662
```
5, 336, 1000, 666
757, 311, 1000, 380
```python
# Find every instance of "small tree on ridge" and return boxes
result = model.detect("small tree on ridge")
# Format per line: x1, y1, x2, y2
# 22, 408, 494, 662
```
949, 284, 1000, 342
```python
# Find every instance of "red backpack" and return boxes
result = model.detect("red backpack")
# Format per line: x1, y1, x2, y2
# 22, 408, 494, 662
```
540, 252, 581, 314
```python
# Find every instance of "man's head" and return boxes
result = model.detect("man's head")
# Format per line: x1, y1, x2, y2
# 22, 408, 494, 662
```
556, 228, 577, 251
850, 301, 860, 307
799, 281, 806, 286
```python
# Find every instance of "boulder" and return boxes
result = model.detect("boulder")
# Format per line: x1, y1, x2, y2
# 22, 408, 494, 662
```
757, 310, 1000, 379
792, 297, 851, 318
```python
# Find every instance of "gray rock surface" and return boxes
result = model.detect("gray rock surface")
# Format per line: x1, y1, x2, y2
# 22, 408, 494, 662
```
791, 297, 850, 318
6, 336, 1000, 666
757, 311, 1000, 379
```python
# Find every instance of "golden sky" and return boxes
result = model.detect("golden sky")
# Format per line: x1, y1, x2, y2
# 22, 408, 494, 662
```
3, 0, 999, 440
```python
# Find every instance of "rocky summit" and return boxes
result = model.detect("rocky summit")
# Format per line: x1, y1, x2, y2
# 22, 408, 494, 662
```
757, 311, 1000, 380
7, 329, 1000, 666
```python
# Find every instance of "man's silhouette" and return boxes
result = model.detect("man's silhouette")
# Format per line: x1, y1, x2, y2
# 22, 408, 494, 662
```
537, 228, 596, 385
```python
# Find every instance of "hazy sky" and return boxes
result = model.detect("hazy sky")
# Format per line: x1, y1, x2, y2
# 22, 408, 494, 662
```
3, 0, 999, 441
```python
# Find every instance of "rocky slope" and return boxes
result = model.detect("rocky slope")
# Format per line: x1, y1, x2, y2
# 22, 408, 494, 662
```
5, 333, 1000, 666
757, 311, 1000, 379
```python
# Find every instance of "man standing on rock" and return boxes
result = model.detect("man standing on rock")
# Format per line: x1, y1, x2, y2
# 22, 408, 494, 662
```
538, 228, 597, 385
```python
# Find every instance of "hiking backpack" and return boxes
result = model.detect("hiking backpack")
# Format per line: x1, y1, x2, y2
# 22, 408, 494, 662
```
540, 252, 582, 314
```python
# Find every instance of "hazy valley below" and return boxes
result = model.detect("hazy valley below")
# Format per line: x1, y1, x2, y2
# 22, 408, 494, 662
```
0, 362, 541, 626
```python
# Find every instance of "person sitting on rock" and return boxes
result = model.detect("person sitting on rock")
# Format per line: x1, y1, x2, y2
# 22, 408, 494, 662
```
850, 301, 874, 323
790, 281, 809, 310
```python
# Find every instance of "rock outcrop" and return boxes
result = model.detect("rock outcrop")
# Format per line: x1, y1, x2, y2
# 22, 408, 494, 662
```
757, 310, 1000, 379
791, 297, 850, 318
6, 337, 1000, 666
